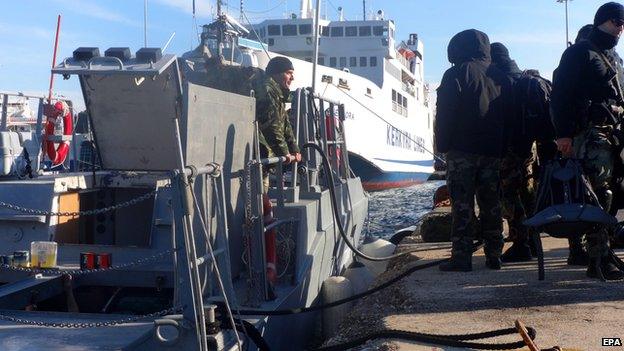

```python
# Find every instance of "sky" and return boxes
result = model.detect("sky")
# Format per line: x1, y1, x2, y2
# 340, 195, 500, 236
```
0, 0, 620, 111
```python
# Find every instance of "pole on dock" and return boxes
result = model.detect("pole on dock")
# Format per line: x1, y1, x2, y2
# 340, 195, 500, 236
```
48, 15, 61, 103
311, 0, 321, 92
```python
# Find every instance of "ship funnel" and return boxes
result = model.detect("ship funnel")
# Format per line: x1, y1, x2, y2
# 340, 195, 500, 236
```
338, 6, 344, 21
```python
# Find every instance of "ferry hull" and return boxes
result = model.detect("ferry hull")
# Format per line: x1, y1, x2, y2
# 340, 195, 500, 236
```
349, 153, 433, 191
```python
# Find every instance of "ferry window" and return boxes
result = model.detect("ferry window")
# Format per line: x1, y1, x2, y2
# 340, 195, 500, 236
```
359, 26, 371, 36
318, 57, 325, 65
392, 89, 396, 101
330, 57, 337, 67
373, 26, 384, 36
321, 26, 329, 37
360, 56, 367, 67
370, 56, 377, 66
345, 26, 357, 37
283, 24, 297, 36
268, 25, 280, 36
349, 57, 356, 67
366, 87, 372, 95
331, 27, 344, 37
268, 38, 275, 46
299, 24, 312, 35
339, 57, 347, 67
402, 96, 407, 108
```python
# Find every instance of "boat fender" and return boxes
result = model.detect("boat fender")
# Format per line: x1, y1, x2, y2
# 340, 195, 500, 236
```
359, 237, 396, 276
44, 101, 73, 166
343, 261, 374, 295
321, 276, 353, 339
262, 194, 278, 286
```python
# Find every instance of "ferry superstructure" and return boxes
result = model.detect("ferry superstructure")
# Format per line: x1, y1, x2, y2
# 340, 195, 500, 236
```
243, 3, 435, 190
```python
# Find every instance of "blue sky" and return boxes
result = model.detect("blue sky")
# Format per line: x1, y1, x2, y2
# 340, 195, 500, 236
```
0, 0, 619, 110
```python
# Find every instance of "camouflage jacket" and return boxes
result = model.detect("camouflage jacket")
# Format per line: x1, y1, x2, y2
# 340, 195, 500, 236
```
253, 74, 300, 157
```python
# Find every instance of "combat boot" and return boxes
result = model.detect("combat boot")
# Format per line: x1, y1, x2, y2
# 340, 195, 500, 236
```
439, 256, 472, 272
501, 243, 532, 262
485, 256, 502, 270
586, 256, 624, 281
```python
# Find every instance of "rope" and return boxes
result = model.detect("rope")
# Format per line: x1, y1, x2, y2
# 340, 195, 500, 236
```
327, 82, 445, 164
316, 326, 536, 351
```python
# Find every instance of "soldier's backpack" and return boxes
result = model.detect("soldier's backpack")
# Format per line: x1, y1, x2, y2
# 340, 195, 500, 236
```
524, 158, 616, 237
515, 70, 554, 141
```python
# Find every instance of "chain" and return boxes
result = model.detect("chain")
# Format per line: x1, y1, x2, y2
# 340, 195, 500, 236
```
0, 306, 183, 328
0, 250, 174, 276
0, 190, 157, 217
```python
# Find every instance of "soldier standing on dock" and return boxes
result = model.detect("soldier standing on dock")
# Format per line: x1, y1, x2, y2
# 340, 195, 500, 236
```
551, 2, 624, 280
434, 29, 513, 271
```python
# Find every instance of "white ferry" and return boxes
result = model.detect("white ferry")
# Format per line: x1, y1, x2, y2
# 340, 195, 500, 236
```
231, 1, 435, 190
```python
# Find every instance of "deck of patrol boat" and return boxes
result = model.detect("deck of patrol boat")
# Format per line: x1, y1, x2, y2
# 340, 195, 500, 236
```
328, 234, 624, 350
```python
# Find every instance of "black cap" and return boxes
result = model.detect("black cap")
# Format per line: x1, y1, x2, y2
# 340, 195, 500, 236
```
594, 2, 624, 25
490, 42, 510, 64
266, 56, 294, 75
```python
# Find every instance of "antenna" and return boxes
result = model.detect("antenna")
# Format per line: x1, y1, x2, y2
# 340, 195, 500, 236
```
362, 0, 366, 20
239, 0, 243, 21
556, 0, 572, 46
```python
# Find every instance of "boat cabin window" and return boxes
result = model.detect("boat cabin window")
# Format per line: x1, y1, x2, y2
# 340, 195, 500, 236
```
360, 56, 367, 67
268, 38, 275, 46
359, 26, 372, 36
283, 24, 297, 36
349, 57, 356, 67
331, 26, 344, 37
373, 25, 384, 36
299, 24, 312, 35
345, 26, 357, 37
320, 26, 329, 37
370, 56, 378, 66
318, 57, 325, 65
339, 57, 346, 67
268, 25, 281, 36
330, 57, 337, 67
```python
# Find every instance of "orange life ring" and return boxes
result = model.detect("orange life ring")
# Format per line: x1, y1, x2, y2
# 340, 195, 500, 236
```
44, 101, 73, 166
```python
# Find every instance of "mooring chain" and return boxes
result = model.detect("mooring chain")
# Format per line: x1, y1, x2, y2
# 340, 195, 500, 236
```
0, 190, 157, 217
0, 306, 183, 329
0, 250, 174, 276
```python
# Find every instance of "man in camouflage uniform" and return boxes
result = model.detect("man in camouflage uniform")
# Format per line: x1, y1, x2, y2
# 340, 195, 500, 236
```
435, 29, 513, 271
551, 2, 624, 280
253, 56, 301, 190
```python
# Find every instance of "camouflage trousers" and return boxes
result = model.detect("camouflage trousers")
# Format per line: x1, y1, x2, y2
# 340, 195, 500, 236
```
574, 125, 614, 258
500, 151, 536, 244
446, 150, 503, 260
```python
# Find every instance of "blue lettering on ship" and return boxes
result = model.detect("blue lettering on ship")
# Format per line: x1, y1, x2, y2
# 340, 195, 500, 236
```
386, 125, 425, 153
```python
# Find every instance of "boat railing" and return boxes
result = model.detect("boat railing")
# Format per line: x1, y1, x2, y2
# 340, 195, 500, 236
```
247, 87, 352, 301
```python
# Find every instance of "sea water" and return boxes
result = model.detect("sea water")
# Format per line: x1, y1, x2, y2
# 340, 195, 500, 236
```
364, 180, 444, 239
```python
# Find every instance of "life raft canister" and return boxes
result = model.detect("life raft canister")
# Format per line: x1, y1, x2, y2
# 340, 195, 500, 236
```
262, 194, 278, 286
44, 101, 73, 166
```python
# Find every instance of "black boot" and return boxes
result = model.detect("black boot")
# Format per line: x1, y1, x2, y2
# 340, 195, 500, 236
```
586, 256, 624, 281
439, 257, 472, 272
501, 243, 532, 262
485, 256, 502, 270
567, 236, 588, 266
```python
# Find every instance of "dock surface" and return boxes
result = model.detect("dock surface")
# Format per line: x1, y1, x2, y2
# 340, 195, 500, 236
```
328, 236, 624, 350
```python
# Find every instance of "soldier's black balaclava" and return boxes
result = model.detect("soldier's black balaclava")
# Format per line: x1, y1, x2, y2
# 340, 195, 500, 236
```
592, 2, 624, 49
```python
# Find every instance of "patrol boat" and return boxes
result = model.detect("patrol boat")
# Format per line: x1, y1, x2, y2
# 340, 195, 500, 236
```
195, 0, 435, 190
0, 45, 368, 350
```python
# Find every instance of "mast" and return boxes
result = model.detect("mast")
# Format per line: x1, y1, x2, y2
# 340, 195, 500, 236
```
362, 0, 366, 20
311, 0, 321, 92
144, 0, 148, 47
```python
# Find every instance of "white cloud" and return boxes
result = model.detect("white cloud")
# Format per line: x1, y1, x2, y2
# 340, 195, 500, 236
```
153, 0, 214, 18
52, 0, 139, 26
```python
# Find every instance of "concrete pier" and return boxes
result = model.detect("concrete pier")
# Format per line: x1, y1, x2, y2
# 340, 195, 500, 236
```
328, 235, 624, 350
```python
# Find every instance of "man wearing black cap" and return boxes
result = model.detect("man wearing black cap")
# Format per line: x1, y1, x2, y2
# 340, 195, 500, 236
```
254, 56, 301, 189
551, 2, 624, 280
